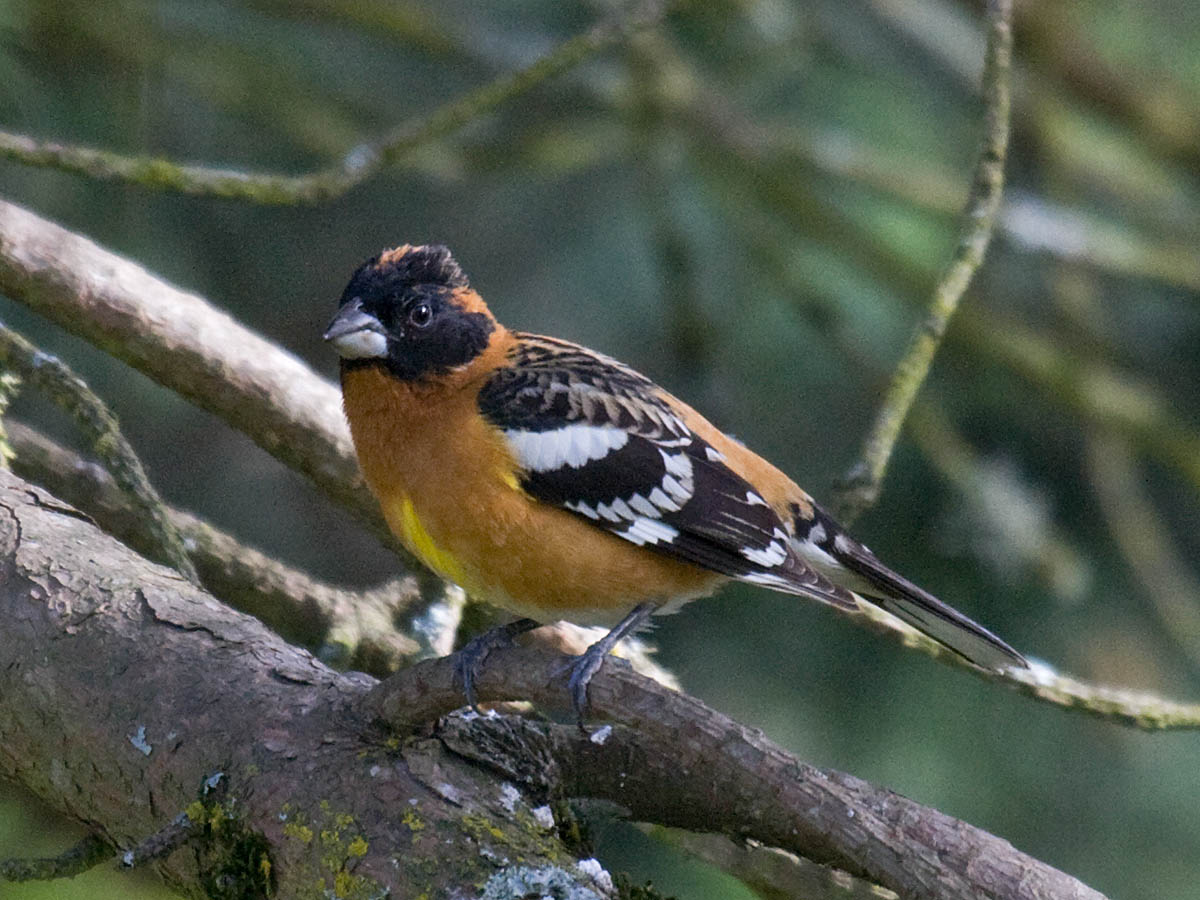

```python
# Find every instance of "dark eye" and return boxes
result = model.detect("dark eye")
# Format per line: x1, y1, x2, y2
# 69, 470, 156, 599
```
408, 303, 433, 328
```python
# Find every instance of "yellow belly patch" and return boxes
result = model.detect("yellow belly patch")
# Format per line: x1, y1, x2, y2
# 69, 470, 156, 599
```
391, 496, 472, 590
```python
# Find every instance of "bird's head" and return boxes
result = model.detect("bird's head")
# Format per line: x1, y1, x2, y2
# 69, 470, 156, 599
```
324, 244, 495, 381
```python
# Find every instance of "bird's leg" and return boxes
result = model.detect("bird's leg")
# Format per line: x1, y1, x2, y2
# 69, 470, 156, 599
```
559, 602, 655, 724
454, 617, 540, 713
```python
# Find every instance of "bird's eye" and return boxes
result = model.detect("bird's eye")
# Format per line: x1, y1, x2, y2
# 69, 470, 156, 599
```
408, 303, 433, 329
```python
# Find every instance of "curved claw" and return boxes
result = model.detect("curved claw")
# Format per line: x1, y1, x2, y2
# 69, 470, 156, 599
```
453, 618, 539, 712
561, 645, 613, 726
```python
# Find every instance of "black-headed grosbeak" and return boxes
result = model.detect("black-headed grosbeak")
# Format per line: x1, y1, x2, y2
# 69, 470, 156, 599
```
325, 244, 1027, 715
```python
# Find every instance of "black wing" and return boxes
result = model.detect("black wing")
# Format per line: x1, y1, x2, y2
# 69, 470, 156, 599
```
478, 335, 855, 608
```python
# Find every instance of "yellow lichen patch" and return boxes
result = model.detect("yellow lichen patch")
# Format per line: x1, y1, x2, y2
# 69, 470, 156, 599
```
282, 822, 314, 844
402, 808, 426, 833
347, 836, 369, 858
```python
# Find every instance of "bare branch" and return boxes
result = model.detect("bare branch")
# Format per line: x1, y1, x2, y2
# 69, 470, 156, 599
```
0, 834, 112, 883
373, 602, 1200, 734
1086, 432, 1200, 668
0, 195, 388, 545
0, 323, 197, 582
0, 0, 671, 204
835, 0, 1013, 523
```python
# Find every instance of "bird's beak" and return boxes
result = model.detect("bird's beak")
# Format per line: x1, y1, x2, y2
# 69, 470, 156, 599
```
324, 297, 389, 360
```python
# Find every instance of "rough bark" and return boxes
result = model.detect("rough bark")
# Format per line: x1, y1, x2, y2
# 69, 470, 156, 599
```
373, 654, 1108, 900
0, 469, 595, 899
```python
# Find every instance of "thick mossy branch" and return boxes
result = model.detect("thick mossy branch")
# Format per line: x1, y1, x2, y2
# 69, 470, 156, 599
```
834, 0, 1013, 524
0, 323, 198, 582
0, 0, 671, 204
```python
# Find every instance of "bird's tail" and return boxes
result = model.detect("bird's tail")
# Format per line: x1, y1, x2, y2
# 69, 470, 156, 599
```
793, 507, 1028, 672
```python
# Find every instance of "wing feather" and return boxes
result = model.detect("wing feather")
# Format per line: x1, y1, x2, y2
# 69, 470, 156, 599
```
478, 335, 855, 609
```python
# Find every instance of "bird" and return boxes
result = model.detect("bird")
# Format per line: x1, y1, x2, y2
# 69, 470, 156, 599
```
324, 243, 1028, 717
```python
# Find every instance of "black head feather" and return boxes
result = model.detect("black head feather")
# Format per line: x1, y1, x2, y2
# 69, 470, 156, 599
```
330, 244, 494, 382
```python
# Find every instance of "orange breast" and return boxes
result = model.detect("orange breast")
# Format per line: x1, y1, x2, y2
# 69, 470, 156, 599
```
340, 360, 724, 626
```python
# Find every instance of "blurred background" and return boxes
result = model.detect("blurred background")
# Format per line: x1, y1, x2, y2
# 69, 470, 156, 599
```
1, 0, 1198, 897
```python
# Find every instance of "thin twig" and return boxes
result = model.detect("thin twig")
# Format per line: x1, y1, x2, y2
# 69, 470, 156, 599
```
1086, 432, 1200, 669
833, 0, 1013, 523
0, 0, 671, 204
639, 826, 897, 900
0, 834, 113, 882
118, 812, 194, 869
0, 323, 198, 583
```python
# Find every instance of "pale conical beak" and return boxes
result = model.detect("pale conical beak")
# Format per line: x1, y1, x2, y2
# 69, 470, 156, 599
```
324, 297, 389, 360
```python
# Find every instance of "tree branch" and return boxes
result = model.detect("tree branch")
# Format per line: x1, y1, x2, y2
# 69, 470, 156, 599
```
0, 468, 605, 898
834, 0, 1013, 523
3, 420, 425, 673
0, 324, 197, 582
0, 0, 671, 203
0, 198, 385, 540
0, 466, 1108, 900
0, 834, 113, 883
2, 195, 1196, 728
370, 652, 1107, 900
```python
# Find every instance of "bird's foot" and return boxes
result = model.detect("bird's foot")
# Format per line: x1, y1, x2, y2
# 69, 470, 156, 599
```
551, 602, 655, 727
551, 644, 620, 727
453, 618, 539, 713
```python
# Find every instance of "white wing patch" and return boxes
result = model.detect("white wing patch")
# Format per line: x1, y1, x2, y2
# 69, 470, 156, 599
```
658, 449, 695, 505
565, 500, 600, 520
505, 424, 630, 472
741, 540, 788, 567
614, 518, 680, 546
